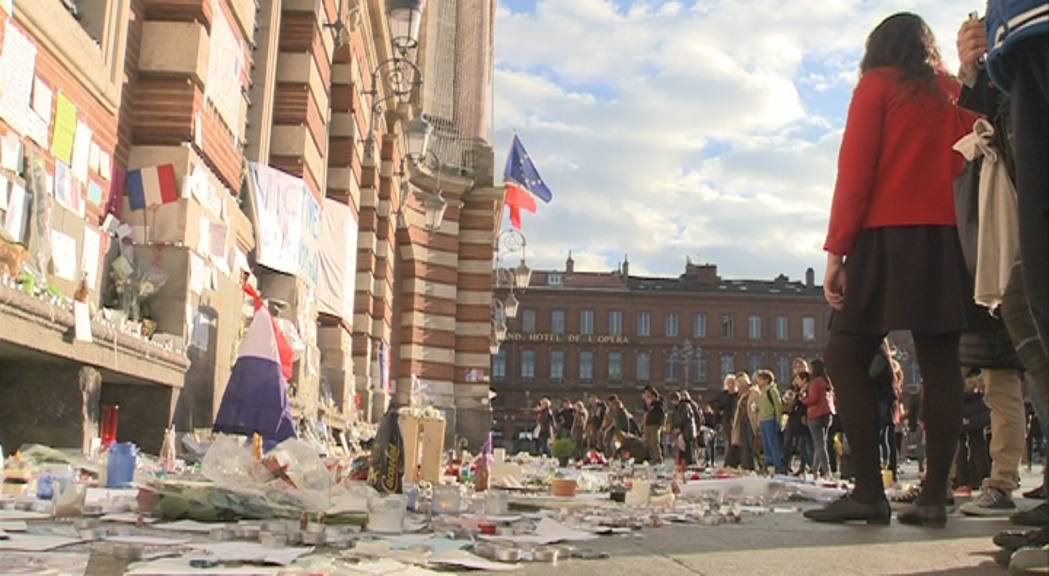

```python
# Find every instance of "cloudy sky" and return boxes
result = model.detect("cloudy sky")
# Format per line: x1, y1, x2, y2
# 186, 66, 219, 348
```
492, 0, 969, 283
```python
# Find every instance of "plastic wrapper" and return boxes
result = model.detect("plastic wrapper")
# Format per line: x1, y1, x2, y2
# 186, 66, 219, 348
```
136, 263, 169, 300
140, 435, 373, 522
368, 403, 404, 494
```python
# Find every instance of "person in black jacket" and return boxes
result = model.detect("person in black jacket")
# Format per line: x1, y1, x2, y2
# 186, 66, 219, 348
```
954, 17, 1046, 520
642, 385, 666, 464
782, 372, 814, 476
716, 375, 741, 468
954, 369, 992, 494
671, 392, 697, 467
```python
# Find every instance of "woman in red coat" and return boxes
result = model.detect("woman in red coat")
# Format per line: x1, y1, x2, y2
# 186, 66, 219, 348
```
804, 13, 978, 528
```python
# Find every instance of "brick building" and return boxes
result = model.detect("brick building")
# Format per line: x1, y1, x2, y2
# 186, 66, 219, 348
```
0, 0, 500, 454
490, 255, 927, 446
490, 255, 832, 445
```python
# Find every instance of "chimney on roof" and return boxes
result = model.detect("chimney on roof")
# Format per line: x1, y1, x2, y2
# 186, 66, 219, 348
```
685, 262, 720, 284
805, 267, 815, 288
566, 251, 575, 274
621, 254, 630, 277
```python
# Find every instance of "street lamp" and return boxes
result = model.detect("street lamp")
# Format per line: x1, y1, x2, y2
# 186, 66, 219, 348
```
387, 0, 425, 54
670, 338, 695, 385
491, 229, 529, 355
405, 115, 432, 162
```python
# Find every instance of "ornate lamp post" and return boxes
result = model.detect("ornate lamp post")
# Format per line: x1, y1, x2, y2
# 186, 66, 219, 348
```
490, 229, 529, 355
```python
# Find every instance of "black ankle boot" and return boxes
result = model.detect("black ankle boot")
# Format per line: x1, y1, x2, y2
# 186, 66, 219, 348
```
804, 495, 891, 525
897, 504, 948, 528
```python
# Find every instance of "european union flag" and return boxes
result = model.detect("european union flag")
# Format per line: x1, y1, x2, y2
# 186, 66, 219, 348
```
504, 135, 553, 203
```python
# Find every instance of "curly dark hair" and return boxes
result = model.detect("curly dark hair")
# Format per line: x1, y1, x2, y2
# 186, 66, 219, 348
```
860, 12, 945, 99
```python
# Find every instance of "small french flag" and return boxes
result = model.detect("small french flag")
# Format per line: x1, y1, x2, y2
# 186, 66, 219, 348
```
126, 164, 179, 210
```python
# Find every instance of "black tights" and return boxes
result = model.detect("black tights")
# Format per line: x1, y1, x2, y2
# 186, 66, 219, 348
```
825, 331, 963, 506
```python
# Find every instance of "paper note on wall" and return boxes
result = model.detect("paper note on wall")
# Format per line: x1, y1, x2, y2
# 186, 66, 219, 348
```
0, 24, 38, 136
3, 183, 26, 242
71, 121, 92, 184
74, 301, 93, 343
50, 229, 78, 281
87, 181, 104, 207
82, 226, 101, 289
32, 77, 53, 121
99, 152, 112, 182
27, 76, 53, 146
52, 94, 77, 164
1, 132, 22, 173
0, 174, 7, 211
189, 252, 206, 295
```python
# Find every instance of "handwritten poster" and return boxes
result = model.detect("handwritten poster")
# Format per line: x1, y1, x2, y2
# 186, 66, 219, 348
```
71, 120, 92, 183
50, 229, 78, 281
0, 24, 37, 136
52, 94, 77, 164
248, 162, 304, 276
205, 0, 244, 138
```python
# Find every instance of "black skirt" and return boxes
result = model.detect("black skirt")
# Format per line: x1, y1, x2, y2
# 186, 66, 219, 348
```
829, 226, 969, 335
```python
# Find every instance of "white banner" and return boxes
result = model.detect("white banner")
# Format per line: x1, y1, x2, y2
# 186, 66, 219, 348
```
206, 0, 244, 139
316, 199, 359, 320
248, 162, 304, 276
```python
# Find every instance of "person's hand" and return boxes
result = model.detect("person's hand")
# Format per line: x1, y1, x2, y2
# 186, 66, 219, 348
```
957, 18, 987, 85
824, 254, 846, 310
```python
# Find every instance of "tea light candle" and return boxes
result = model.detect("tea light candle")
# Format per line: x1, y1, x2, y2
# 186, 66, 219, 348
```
367, 495, 406, 534
484, 491, 509, 516
432, 485, 461, 515
301, 531, 325, 546
260, 533, 287, 548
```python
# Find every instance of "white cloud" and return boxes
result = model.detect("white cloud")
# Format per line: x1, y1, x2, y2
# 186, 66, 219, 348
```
494, 0, 969, 282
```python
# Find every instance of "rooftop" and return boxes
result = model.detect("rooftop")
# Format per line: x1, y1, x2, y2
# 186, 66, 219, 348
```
523, 256, 822, 297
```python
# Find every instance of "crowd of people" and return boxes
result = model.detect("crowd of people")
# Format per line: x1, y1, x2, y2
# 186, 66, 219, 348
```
531, 3, 1047, 568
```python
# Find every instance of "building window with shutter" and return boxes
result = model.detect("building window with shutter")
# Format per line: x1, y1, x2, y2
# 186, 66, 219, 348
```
608, 351, 623, 382
776, 316, 789, 340
803, 316, 816, 341
579, 351, 594, 382
609, 310, 623, 335
693, 313, 707, 338
521, 350, 536, 381
748, 315, 762, 339
580, 309, 594, 335
550, 350, 564, 381
638, 312, 651, 337
637, 352, 651, 381
552, 310, 566, 334
521, 309, 537, 334
721, 315, 735, 339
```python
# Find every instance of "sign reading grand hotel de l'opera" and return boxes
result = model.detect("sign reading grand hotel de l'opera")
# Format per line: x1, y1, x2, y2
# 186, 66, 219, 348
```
505, 333, 631, 345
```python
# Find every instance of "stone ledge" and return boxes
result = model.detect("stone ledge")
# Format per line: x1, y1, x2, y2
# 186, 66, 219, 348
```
0, 284, 189, 388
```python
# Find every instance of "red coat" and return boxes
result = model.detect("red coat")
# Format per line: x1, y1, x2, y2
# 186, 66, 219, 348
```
802, 376, 835, 420
824, 68, 979, 256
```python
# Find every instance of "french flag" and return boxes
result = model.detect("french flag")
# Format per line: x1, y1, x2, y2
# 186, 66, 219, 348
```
126, 164, 179, 210
212, 306, 296, 449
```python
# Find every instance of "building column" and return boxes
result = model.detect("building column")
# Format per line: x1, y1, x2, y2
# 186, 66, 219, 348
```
0, 364, 101, 456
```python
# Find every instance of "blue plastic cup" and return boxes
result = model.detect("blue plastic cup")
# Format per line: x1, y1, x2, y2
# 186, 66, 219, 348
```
106, 443, 139, 488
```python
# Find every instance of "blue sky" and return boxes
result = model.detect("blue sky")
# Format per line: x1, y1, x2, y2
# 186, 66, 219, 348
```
492, 0, 968, 283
